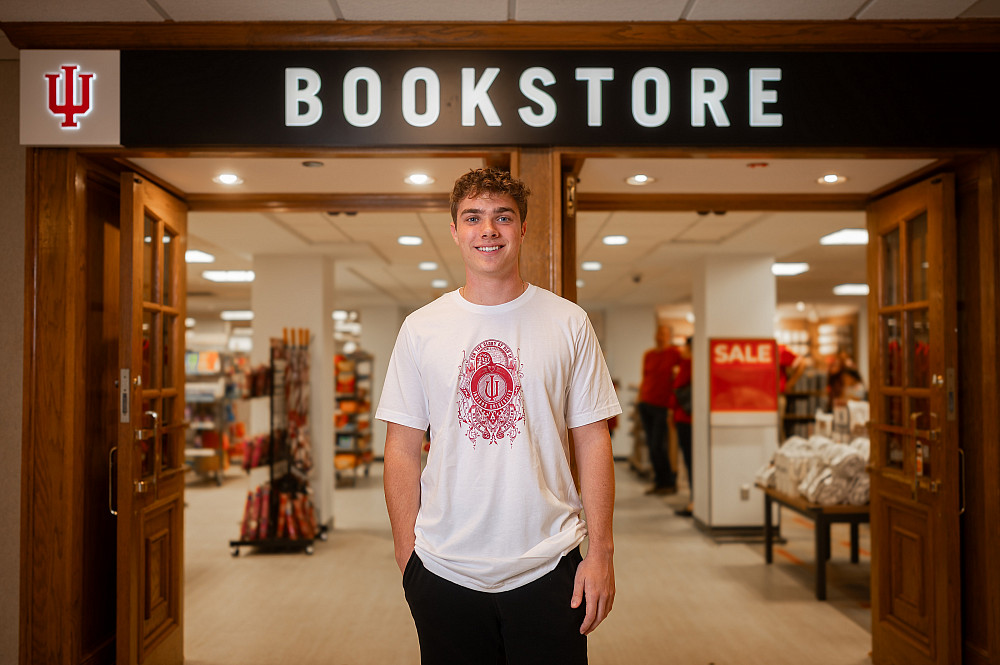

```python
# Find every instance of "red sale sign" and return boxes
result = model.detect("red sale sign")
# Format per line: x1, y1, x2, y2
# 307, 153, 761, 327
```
710, 339, 779, 412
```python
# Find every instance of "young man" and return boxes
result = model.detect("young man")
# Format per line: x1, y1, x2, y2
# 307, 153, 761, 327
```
377, 167, 621, 664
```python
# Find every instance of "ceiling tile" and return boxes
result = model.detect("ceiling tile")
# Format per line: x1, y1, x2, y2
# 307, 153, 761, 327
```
578, 157, 936, 194
685, 0, 864, 20
516, 0, 688, 21
157, 0, 337, 20
336, 0, 508, 21
0, 0, 164, 21
857, 0, 978, 19
131, 157, 482, 195
961, 0, 1000, 17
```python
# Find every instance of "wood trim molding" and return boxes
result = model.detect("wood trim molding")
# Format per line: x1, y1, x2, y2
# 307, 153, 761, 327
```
577, 192, 869, 212
187, 192, 450, 213
3, 20, 1000, 51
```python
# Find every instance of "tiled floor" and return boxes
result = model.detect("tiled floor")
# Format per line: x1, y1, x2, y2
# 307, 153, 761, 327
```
184, 461, 872, 664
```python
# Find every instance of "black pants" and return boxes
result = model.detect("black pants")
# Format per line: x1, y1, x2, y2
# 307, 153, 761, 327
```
675, 421, 693, 491
638, 402, 675, 488
403, 548, 588, 665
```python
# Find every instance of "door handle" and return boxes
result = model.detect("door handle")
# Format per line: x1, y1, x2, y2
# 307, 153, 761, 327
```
910, 413, 922, 500
108, 446, 118, 516
134, 410, 159, 495
135, 410, 159, 440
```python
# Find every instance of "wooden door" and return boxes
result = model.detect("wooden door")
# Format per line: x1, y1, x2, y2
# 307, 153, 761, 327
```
117, 173, 187, 665
867, 174, 960, 665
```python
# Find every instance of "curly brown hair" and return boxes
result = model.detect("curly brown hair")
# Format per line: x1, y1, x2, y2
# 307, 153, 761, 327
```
450, 168, 531, 224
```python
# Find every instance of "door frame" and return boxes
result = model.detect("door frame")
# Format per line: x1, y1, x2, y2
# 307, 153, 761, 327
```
19, 144, 1000, 665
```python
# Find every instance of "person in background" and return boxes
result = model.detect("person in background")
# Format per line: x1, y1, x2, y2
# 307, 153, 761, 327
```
379, 168, 620, 664
777, 344, 810, 422
672, 337, 694, 517
829, 366, 867, 407
638, 324, 680, 495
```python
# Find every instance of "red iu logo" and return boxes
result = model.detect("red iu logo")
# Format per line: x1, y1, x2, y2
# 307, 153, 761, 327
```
45, 65, 95, 129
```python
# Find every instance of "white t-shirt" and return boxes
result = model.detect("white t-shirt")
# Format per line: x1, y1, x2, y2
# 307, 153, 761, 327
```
376, 285, 621, 593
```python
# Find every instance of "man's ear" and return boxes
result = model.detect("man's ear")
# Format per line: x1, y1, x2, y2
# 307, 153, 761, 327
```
450, 221, 459, 245
521, 221, 527, 238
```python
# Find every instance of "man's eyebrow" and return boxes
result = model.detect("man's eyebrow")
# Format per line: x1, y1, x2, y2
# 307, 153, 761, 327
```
460, 206, 515, 216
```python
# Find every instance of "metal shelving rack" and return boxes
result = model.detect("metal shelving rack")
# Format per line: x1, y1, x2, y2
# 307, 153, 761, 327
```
229, 331, 326, 556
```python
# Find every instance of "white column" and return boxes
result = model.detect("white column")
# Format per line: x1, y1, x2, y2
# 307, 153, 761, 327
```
692, 254, 777, 528
251, 255, 336, 528
359, 305, 405, 458
602, 305, 659, 458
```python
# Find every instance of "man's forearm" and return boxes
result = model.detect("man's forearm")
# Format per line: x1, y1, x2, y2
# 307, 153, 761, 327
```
383, 423, 424, 570
573, 421, 615, 554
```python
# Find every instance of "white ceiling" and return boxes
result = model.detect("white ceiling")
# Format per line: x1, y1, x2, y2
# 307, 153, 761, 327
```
2, 0, 991, 322
121, 154, 937, 318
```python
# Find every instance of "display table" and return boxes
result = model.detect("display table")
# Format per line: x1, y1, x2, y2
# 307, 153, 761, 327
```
759, 484, 869, 600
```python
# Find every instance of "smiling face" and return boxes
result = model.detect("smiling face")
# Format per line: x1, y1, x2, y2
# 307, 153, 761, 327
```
451, 192, 526, 284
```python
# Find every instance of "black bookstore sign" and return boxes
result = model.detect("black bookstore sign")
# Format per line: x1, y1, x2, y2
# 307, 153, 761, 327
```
120, 51, 1000, 148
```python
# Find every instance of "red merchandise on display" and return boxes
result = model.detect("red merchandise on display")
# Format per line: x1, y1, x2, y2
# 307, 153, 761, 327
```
258, 484, 271, 539
239, 491, 255, 541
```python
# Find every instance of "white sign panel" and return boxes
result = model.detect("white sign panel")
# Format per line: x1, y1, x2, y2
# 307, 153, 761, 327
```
20, 50, 121, 146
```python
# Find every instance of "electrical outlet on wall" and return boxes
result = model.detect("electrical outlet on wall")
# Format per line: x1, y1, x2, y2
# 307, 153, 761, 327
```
740, 484, 751, 501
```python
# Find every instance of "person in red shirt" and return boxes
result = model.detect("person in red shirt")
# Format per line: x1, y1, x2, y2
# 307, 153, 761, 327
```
638, 324, 680, 495
671, 337, 694, 516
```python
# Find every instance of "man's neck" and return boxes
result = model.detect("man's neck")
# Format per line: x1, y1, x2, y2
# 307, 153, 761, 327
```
460, 275, 527, 306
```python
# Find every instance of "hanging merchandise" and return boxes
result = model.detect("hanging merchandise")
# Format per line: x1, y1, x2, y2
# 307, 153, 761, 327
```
230, 328, 326, 556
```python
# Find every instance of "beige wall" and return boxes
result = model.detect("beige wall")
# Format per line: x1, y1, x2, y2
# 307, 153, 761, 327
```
0, 58, 24, 665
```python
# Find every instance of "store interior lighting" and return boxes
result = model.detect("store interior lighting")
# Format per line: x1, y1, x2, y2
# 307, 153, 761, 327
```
418, 261, 438, 271
397, 235, 423, 246
431, 279, 448, 288
185, 249, 216, 263
202, 270, 255, 283
817, 173, 847, 185
625, 174, 653, 185
771, 262, 810, 276
220, 310, 254, 321
820, 228, 869, 245
602, 235, 629, 245
404, 173, 434, 185
833, 283, 870, 296
581, 261, 602, 271
213, 173, 243, 185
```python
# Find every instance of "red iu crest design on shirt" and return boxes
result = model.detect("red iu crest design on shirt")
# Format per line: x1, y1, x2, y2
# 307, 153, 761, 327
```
457, 339, 524, 447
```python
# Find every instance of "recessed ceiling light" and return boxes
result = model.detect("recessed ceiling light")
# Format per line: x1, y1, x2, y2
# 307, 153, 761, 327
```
419, 261, 438, 271
397, 236, 423, 246
301, 160, 324, 168
820, 228, 869, 245
213, 173, 243, 185
626, 174, 654, 186
685, 312, 695, 323
796, 301, 806, 312
818, 173, 846, 185
185, 250, 216, 263
431, 279, 448, 288
602, 235, 629, 246
332, 310, 349, 321
231, 327, 254, 337
581, 261, 602, 271
202, 270, 255, 283
576, 279, 585, 288
833, 283, 870, 296
771, 263, 810, 276
405, 173, 435, 186
185, 317, 196, 328
220, 310, 254, 321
